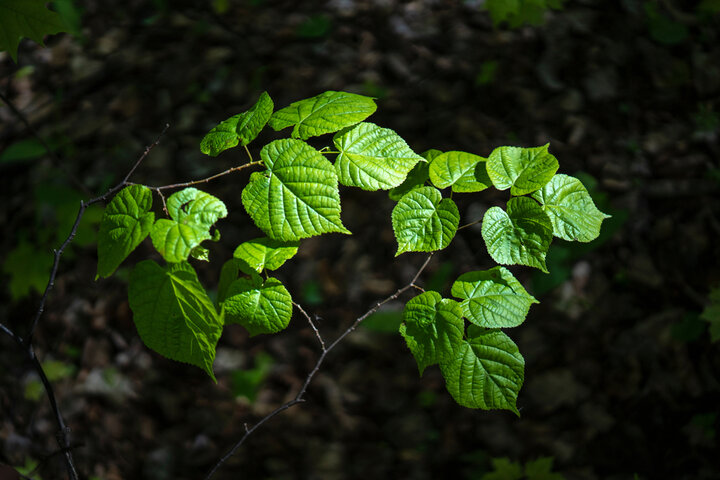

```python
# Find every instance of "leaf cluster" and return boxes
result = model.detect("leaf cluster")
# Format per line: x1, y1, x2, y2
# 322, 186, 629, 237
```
96, 90, 609, 413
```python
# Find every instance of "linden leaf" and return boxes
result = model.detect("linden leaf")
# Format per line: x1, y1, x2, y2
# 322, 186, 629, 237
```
486, 144, 558, 196
451, 267, 538, 328
482, 197, 553, 273
333, 122, 424, 191
531, 174, 611, 242
223, 276, 293, 336
429, 150, 491, 193
440, 327, 524, 414
392, 186, 459, 255
241, 139, 350, 241
268, 91, 377, 140
97, 185, 155, 278
128, 261, 222, 380
200, 91, 273, 156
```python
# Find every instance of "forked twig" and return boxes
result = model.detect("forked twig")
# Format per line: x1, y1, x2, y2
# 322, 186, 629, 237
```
204, 253, 434, 479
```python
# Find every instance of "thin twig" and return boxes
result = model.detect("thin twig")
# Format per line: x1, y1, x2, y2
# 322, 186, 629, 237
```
294, 302, 326, 352
204, 253, 434, 479
154, 161, 263, 191
457, 218, 482, 231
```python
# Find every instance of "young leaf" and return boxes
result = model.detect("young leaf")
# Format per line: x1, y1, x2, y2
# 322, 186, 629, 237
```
233, 237, 300, 273
241, 139, 350, 241
531, 174, 610, 242
486, 144, 558, 196
150, 188, 227, 263
268, 91, 377, 140
392, 186, 460, 255
482, 197, 553, 273
128, 261, 223, 380
97, 185, 155, 278
388, 149, 439, 201
399, 291, 464, 375
440, 327, 524, 414
0, 0, 68, 62
223, 276, 293, 336
333, 122, 424, 191
200, 91, 274, 156
451, 267, 538, 328
429, 151, 491, 193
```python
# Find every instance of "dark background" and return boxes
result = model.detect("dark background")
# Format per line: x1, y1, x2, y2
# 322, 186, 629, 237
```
1, 1, 719, 479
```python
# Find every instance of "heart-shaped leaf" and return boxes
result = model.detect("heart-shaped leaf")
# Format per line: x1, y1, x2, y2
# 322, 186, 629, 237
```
223, 276, 293, 336
486, 144, 558, 195
200, 91, 273, 156
429, 151, 491, 193
392, 186, 459, 255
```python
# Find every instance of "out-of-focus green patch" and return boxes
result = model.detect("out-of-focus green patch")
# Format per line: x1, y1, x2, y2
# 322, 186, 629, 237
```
24, 359, 76, 401
14, 458, 42, 479
644, 1, 688, 45
361, 310, 403, 333
297, 14, 332, 38
671, 313, 706, 342
701, 287, 720, 342
3, 240, 53, 299
0, 138, 48, 164
475, 60, 499, 86
301, 280, 323, 306
231, 352, 273, 403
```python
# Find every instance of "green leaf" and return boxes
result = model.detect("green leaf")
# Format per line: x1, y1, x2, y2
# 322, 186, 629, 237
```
150, 188, 227, 263
392, 186, 460, 255
217, 258, 243, 304
200, 91, 273, 156
97, 185, 155, 278
241, 139, 350, 241
2, 240, 52, 300
190, 245, 210, 262
429, 151, 491, 193
332, 122, 424, 190
481, 458, 524, 480
223, 276, 293, 336
701, 287, 720, 342
451, 267, 538, 328
0, 0, 68, 62
531, 174, 610, 242
268, 91, 377, 140
440, 328, 524, 414
486, 144, 559, 196
399, 291, 464, 375
482, 197, 553, 273
388, 149, 438, 201
233, 237, 300, 273
128, 261, 222, 380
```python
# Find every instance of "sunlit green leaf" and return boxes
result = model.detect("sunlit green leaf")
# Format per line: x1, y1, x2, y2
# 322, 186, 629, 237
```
233, 237, 300, 273
333, 122, 424, 190
223, 276, 293, 336
392, 186, 459, 255
451, 267, 538, 328
200, 91, 274, 156
482, 197, 553, 273
150, 188, 227, 263
486, 144, 558, 195
531, 174, 610, 242
268, 91, 377, 140
128, 261, 222, 380
242, 139, 350, 241
97, 185, 155, 278
388, 149, 439, 201
399, 291, 464, 374
429, 151, 491, 193
440, 327, 524, 414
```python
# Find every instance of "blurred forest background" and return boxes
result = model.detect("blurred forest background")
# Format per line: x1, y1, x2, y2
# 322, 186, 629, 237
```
1, 0, 720, 479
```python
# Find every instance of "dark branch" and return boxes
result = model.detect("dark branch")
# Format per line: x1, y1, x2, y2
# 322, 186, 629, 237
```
204, 253, 434, 479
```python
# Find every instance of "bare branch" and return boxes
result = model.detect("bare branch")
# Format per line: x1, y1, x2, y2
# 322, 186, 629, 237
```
153, 161, 263, 191
204, 253, 434, 479
294, 302, 326, 352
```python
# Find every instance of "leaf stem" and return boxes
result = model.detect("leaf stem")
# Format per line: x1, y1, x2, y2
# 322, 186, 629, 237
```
457, 218, 482, 231
204, 253, 434, 479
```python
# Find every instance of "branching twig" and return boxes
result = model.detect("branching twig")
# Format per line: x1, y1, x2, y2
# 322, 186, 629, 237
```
204, 253, 434, 479
0, 127, 169, 480
293, 302, 326, 352
153, 161, 263, 191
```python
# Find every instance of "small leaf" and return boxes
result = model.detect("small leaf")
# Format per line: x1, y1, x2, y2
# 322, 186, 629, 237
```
268, 91, 377, 140
388, 156, 432, 201
150, 188, 227, 263
482, 197, 553, 273
399, 291, 464, 375
128, 261, 223, 380
241, 139, 350, 241
451, 267, 538, 328
200, 91, 274, 156
486, 144, 559, 195
531, 174, 611, 242
223, 276, 293, 336
233, 237, 300, 273
190, 245, 210, 262
392, 186, 459, 255
0, 0, 69, 62
333, 122, 424, 190
440, 328, 524, 414
429, 151, 491, 193
97, 185, 155, 278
